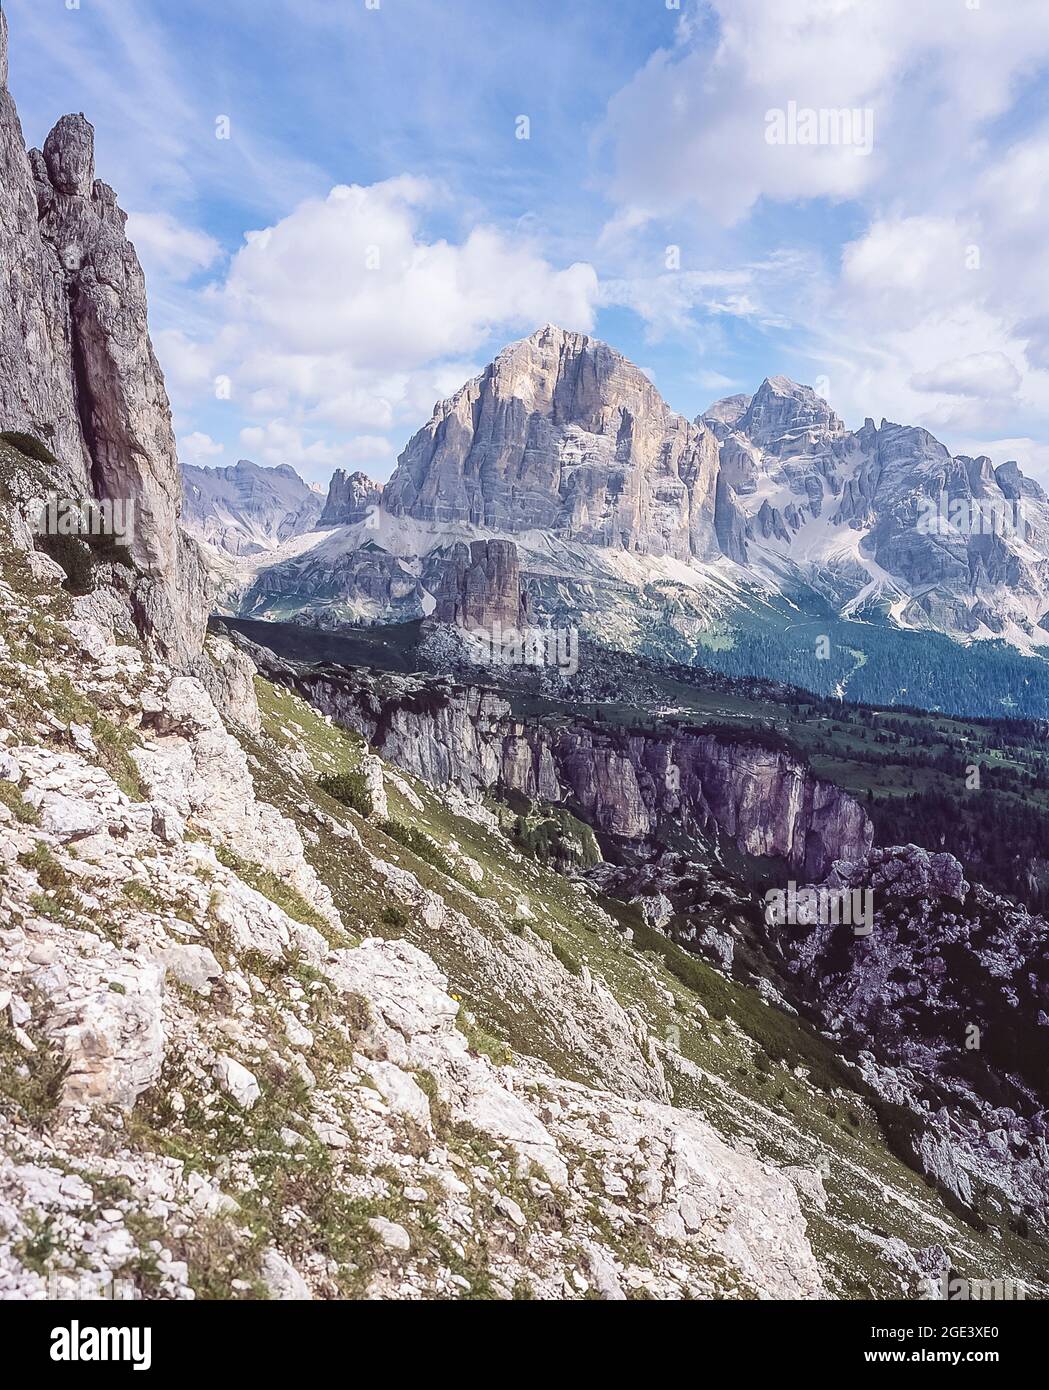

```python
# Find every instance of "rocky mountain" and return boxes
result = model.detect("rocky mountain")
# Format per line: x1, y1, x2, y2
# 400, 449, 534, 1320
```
7, 426, 986, 1302
228, 327, 1049, 716
385, 324, 737, 561
182, 459, 324, 557
3, 10, 1049, 1306
0, 10, 206, 668
703, 376, 1049, 650
319, 469, 383, 529
430, 540, 532, 631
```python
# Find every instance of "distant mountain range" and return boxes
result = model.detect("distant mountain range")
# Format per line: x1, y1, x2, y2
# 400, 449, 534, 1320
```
194, 325, 1049, 717
182, 459, 325, 555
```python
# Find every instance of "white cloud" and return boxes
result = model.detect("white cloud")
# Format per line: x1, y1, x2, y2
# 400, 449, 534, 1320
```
912, 353, 1022, 400
238, 420, 395, 474
599, 270, 757, 338
221, 177, 597, 373
600, 0, 1049, 226
178, 431, 225, 467
153, 329, 217, 399
592, 0, 1049, 461
161, 175, 599, 473
126, 212, 221, 283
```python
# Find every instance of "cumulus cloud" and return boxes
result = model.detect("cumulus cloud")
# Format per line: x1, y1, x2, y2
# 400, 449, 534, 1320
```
912, 353, 1022, 400
126, 212, 221, 283
178, 431, 225, 466
238, 420, 396, 473
593, 3, 1049, 448
600, 0, 1049, 227
160, 176, 599, 476
220, 176, 597, 373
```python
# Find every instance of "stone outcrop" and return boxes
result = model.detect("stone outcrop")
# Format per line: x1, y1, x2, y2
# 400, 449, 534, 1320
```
0, 12, 85, 489
766, 845, 1049, 1229
318, 469, 382, 528
0, 11, 207, 667
0, 519, 828, 1302
431, 539, 531, 630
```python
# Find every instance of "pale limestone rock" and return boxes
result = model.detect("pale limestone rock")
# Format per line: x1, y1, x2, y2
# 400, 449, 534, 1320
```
361, 754, 388, 820
156, 944, 222, 993
213, 1055, 261, 1109
367, 1217, 411, 1252
42, 959, 167, 1109
368, 1060, 432, 1126
386, 325, 724, 563
260, 1248, 312, 1300
183, 459, 323, 557
29, 790, 104, 841
631, 892, 674, 929
198, 635, 262, 733
318, 468, 382, 528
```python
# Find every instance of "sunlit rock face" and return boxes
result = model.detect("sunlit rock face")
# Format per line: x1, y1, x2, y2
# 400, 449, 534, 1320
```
384, 324, 729, 562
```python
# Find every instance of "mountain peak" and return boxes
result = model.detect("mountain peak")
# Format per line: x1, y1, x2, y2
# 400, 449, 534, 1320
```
739, 375, 844, 446
319, 468, 382, 528
383, 327, 721, 558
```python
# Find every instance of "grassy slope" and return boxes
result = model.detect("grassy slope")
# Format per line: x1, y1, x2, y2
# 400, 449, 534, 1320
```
244, 676, 1049, 1298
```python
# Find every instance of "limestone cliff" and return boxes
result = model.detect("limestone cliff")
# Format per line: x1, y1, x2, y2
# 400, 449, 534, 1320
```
0, 10, 207, 667
242, 657, 872, 879
318, 469, 383, 528
384, 325, 733, 562
431, 539, 531, 631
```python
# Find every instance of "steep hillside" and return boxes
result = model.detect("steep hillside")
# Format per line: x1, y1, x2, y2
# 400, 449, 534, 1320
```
5, 440, 1046, 1297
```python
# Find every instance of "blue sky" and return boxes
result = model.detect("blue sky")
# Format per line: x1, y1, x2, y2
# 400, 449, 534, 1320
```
6, 0, 1049, 486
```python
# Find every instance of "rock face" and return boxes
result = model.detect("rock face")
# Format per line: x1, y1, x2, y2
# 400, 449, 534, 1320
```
766, 845, 1049, 1228
318, 469, 382, 528
248, 657, 872, 878
182, 460, 323, 556
0, 524, 829, 1302
241, 529, 428, 627
0, 13, 85, 488
432, 539, 531, 630
384, 325, 733, 562
704, 375, 1049, 646
0, 14, 207, 667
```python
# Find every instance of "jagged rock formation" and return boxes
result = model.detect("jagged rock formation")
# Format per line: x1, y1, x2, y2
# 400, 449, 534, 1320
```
0, 11, 207, 667
182, 460, 323, 556
241, 532, 429, 627
703, 376, 1049, 647
0, 15, 84, 489
318, 469, 382, 528
229, 331, 1049, 679
431, 539, 531, 630
237, 652, 872, 879
384, 325, 739, 562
